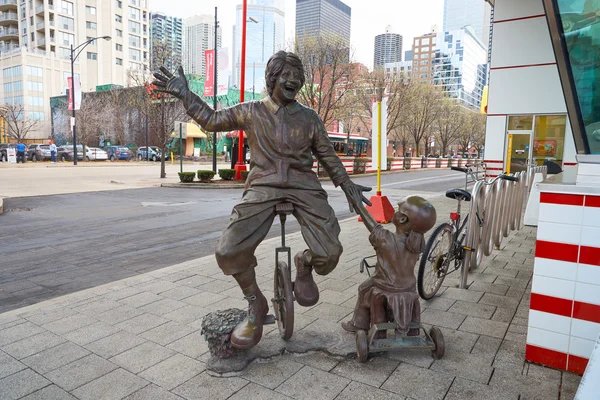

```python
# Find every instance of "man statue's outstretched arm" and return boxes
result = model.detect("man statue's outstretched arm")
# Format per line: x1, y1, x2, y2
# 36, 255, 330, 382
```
312, 116, 372, 213
152, 66, 247, 132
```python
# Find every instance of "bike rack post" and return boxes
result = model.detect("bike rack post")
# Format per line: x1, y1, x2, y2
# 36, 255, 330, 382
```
460, 179, 485, 289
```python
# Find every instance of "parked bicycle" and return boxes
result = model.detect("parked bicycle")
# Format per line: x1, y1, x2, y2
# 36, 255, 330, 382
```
417, 166, 518, 299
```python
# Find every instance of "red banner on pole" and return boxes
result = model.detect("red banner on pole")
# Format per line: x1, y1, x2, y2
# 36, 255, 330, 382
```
67, 75, 81, 111
204, 49, 214, 97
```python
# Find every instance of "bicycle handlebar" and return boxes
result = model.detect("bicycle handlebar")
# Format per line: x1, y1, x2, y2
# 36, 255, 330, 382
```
500, 174, 518, 182
451, 166, 469, 173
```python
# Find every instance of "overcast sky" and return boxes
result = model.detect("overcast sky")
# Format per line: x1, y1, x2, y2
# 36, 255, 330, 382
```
151, 0, 444, 70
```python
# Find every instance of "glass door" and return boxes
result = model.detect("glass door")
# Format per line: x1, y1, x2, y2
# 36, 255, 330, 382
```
506, 132, 531, 174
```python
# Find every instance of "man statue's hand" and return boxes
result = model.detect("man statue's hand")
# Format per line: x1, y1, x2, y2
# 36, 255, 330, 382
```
341, 180, 372, 213
152, 66, 189, 100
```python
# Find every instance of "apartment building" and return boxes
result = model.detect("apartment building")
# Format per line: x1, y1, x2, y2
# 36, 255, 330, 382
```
184, 14, 220, 77
0, 0, 150, 139
150, 11, 182, 71
412, 26, 487, 109
373, 26, 403, 70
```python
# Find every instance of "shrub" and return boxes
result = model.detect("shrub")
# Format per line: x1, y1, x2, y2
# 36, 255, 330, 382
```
197, 170, 216, 182
218, 169, 235, 181
241, 170, 249, 181
178, 172, 195, 183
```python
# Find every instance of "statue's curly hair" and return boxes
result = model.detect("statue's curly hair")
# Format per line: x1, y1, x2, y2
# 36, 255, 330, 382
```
265, 51, 305, 96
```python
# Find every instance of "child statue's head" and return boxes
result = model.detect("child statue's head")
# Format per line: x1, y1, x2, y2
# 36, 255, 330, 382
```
393, 196, 437, 254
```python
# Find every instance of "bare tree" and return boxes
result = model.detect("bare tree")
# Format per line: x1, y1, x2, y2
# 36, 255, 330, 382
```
294, 35, 360, 129
148, 38, 187, 178
4, 103, 39, 141
467, 112, 487, 158
401, 83, 443, 156
434, 100, 466, 156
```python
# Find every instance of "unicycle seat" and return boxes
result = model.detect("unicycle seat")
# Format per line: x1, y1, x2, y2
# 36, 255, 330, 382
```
276, 202, 294, 215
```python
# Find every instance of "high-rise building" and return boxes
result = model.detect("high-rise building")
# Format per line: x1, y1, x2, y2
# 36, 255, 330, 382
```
411, 26, 487, 109
150, 12, 184, 71
443, 0, 492, 48
0, 0, 151, 139
295, 0, 351, 51
373, 26, 402, 70
232, 0, 285, 94
184, 15, 221, 77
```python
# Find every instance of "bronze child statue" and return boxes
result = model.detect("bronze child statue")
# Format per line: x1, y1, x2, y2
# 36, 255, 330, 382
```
342, 196, 436, 335
153, 51, 372, 350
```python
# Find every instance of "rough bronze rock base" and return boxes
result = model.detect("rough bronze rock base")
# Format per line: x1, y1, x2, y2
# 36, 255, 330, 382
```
205, 317, 356, 375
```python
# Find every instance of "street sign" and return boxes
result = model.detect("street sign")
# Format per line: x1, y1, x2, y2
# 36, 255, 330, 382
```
7, 147, 16, 163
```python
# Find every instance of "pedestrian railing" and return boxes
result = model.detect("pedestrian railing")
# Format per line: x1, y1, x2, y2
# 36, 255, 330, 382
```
459, 165, 547, 288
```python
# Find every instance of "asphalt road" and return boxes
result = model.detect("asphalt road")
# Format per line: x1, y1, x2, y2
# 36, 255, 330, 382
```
0, 169, 469, 313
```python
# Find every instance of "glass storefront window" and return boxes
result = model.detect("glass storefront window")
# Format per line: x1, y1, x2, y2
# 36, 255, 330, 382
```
533, 115, 567, 168
508, 115, 533, 130
553, 1, 600, 154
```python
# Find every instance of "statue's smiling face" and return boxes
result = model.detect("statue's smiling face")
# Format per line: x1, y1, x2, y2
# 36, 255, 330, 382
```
273, 64, 301, 105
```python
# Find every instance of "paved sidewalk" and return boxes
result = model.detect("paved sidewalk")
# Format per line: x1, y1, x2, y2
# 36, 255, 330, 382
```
0, 194, 581, 399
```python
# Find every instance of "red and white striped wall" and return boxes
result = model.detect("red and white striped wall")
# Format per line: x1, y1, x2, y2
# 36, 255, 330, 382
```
527, 191, 600, 374
484, 159, 504, 178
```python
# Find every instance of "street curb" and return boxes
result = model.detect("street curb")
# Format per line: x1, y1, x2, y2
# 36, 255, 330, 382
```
161, 182, 246, 189
161, 168, 452, 190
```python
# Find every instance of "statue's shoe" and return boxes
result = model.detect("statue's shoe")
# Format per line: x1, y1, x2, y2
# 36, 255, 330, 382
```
341, 320, 360, 333
293, 251, 319, 307
231, 292, 268, 350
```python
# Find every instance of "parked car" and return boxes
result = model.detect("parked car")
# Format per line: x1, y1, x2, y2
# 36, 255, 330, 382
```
136, 146, 167, 161
85, 147, 108, 161
56, 146, 76, 162
0, 144, 17, 162
62, 145, 84, 161
26, 143, 44, 161
28, 144, 52, 161
105, 146, 133, 161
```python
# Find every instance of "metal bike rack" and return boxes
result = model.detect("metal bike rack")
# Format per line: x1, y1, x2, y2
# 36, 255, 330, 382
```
459, 165, 547, 289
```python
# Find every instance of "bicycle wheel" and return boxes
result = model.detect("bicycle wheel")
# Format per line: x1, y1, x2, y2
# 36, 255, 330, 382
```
273, 261, 294, 340
418, 223, 453, 300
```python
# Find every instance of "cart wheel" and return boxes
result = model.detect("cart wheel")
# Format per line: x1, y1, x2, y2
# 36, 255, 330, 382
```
429, 327, 445, 359
273, 261, 294, 340
356, 330, 368, 363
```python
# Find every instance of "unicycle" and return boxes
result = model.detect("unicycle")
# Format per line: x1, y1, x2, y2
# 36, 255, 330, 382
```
271, 203, 295, 339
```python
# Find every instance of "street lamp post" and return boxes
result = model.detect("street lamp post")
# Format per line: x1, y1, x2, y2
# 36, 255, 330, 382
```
234, 2, 258, 179
70, 35, 111, 165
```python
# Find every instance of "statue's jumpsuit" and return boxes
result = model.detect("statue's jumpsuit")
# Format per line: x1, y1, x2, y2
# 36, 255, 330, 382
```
182, 92, 351, 276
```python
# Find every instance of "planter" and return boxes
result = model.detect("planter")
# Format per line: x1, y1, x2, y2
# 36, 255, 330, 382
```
353, 158, 368, 174
404, 157, 411, 169
436, 159, 442, 168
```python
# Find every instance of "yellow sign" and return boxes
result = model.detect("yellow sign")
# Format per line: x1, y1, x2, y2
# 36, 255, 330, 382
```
506, 134, 513, 174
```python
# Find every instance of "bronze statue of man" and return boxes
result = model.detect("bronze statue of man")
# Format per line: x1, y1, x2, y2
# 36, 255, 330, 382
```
153, 51, 371, 350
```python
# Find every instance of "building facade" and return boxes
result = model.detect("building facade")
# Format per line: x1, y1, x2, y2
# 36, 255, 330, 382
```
373, 26, 402, 70
443, 0, 492, 48
412, 26, 488, 109
0, 0, 150, 140
184, 14, 221, 77
295, 0, 351, 50
232, 0, 285, 94
150, 11, 183, 71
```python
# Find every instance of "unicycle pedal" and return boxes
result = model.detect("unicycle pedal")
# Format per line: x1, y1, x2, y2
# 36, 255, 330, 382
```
264, 314, 276, 324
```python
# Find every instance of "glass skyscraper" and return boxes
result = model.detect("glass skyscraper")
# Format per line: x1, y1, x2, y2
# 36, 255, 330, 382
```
232, 0, 285, 94
443, 0, 492, 49
295, 0, 351, 52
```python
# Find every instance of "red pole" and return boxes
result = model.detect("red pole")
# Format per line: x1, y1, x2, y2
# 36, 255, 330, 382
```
234, 0, 248, 180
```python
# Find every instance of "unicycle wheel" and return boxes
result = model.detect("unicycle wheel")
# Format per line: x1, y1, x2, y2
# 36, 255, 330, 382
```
273, 261, 294, 340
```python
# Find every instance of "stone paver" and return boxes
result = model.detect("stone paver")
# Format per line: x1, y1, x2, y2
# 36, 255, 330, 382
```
45, 354, 118, 392
0, 368, 50, 400
381, 362, 454, 400
276, 365, 350, 400
172, 371, 248, 400
71, 368, 149, 400
0, 199, 581, 400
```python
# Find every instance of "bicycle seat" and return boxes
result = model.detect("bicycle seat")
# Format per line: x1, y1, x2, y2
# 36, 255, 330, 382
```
276, 202, 294, 215
445, 189, 471, 202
